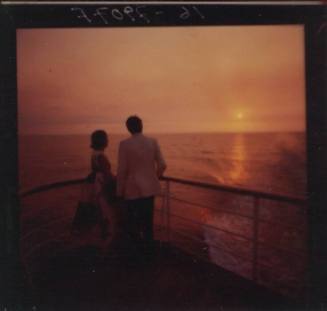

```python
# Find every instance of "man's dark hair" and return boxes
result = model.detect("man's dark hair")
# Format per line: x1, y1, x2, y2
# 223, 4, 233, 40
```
90, 130, 108, 150
126, 115, 143, 134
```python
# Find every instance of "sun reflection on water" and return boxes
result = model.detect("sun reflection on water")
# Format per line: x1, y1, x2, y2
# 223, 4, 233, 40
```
228, 134, 246, 186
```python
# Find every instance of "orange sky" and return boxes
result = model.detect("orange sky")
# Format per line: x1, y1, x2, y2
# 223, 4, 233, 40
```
17, 26, 305, 135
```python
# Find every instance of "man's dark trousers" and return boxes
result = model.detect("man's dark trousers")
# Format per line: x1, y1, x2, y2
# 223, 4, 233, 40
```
125, 196, 155, 251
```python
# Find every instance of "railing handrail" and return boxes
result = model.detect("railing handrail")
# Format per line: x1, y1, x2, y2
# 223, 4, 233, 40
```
20, 178, 86, 198
160, 175, 307, 206
20, 175, 307, 206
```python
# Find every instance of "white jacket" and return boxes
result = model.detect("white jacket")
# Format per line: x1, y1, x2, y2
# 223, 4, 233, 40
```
117, 133, 166, 200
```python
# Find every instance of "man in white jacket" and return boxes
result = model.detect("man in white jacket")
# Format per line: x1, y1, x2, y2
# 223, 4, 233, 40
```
117, 115, 166, 251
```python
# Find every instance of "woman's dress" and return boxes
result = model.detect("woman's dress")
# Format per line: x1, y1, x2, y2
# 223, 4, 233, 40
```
71, 150, 118, 250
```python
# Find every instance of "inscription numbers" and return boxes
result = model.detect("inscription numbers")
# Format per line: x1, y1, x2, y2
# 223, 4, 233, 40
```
71, 6, 205, 25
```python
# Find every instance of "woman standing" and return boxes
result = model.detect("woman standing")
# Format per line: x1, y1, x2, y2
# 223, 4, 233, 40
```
72, 130, 118, 249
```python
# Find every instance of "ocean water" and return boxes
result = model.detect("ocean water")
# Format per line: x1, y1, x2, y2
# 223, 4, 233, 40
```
20, 132, 306, 197
20, 132, 307, 297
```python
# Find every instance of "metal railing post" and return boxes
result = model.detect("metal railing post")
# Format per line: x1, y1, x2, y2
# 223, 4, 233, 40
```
166, 180, 171, 243
159, 186, 166, 246
252, 196, 260, 282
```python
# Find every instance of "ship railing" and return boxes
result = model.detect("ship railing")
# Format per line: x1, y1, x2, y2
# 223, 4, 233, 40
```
20, 176, 307, 284
159, 176, 307, 282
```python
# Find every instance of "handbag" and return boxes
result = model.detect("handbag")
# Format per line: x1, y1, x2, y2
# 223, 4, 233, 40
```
71, 173, 102, 233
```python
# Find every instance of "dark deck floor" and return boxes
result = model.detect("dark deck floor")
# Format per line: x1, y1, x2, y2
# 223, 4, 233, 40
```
20, 241, 300, 311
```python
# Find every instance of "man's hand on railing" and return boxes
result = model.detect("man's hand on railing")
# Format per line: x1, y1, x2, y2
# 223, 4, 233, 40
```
157, 168, 166, 178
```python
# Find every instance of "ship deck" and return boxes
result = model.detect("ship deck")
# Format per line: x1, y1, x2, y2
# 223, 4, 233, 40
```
19, 178, 307, 310
23, 241, 298, 311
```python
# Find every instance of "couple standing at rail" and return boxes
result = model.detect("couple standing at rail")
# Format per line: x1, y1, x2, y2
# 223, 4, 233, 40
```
72, 115, 167, 255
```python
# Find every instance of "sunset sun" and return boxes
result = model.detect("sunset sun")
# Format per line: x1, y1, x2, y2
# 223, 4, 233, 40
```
236, 112, 244, 120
